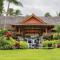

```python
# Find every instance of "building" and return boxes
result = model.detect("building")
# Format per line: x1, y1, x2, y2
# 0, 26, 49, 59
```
0, 14, 60, 48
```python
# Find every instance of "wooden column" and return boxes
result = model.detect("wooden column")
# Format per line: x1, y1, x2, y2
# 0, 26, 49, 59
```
19, 28, 20, 35
45, 28, 48, 34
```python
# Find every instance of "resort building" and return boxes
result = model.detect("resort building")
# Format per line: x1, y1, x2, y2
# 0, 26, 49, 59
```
0, 14, 60, 48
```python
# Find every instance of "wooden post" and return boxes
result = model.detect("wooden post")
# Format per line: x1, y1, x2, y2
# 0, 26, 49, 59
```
19, 28, 20, 35
45, 28, 48, 34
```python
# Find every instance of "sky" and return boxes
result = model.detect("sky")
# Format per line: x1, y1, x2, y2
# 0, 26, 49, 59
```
4, 0, 60, 16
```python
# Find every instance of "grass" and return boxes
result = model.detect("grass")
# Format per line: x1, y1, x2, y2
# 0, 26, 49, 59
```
0, 49, 60, 60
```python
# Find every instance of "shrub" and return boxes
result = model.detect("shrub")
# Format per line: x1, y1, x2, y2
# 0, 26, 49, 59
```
42, 40, 58, 48
55, 40, 60, 48
42, 40, 49, 47
14, 41, 20, 49
57, 44, 60, 48
0, 29, 7, 37
4, 31, 12, 37
53, 35, 60, 40
0, 36, 16, 50
20, 41, 29, 49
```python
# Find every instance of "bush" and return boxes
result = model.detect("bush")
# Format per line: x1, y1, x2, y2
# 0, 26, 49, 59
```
55, 40, 60, 48
0, 29, 7, 37
0, 36, 16, 50
53, 35, 60, 40
14, 41, 20, 49
42, 40, 58, 48
20, 41, 29, 49
42, 40, 48, 47
57, 44, 60, 48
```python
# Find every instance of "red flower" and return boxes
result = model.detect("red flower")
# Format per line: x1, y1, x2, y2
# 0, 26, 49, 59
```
4, 31, 12, 37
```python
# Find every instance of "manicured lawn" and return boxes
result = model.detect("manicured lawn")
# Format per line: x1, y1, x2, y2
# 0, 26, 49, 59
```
0, 49, 60, 60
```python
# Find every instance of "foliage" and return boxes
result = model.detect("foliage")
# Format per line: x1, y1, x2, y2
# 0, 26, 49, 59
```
0, 0, 3, 15
14, 41, 20, 49
42, 40, 58, 48
4, 31, 12, 37
55, 25, 60, 33
8, 8, 14, 15
0, 0, 23, 16
57, 44, 60, 48
6, 0, 23, 16
20, 41, 29, 49
53, 25, 60, 39
15, 9, 22, 15
0, 36, 16, 50
7, 0, 23, 6
53, 35, 60, 40
45, 12, 51, 17
0, 29, 8, 37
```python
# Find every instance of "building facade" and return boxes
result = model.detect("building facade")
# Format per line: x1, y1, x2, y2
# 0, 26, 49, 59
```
0, 14, 60, 48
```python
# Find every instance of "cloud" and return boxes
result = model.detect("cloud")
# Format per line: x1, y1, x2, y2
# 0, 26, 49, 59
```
4, 0, 60, 16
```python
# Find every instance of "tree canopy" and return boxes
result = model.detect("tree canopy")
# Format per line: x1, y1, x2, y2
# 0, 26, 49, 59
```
45, 12, 51, 17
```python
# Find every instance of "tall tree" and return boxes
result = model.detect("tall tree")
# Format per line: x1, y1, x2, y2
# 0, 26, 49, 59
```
45, 12, 51, 17
15, 9, 22, 16
0, 0, 3, 15
6, 0, 23, 15
8, 8, 14, 15
4, 0, 23, 29
57, 12, 60, 16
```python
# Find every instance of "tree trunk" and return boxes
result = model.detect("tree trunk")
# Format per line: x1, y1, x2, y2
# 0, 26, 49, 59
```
4, 2, 10, 29
6, 2, 10, 16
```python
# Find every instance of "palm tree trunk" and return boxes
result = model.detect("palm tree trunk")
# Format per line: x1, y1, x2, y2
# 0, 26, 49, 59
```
4, 2, 10, 29
6, 2, 10, 16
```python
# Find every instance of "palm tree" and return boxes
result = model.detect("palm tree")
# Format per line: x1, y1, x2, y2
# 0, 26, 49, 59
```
4, 0, 23, 29
8, 8, 14, 16
45, 12, 51, 17
6, 0, 23, 15
14, 9, 22, 16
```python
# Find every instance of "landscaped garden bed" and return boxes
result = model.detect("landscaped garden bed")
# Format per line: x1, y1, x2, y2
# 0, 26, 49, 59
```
0, 29, 60, 49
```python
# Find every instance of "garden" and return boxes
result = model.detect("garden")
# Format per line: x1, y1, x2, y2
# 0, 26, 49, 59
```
0, 29, 29, 50
0, 27, 60, 60
0, 28, 60, 49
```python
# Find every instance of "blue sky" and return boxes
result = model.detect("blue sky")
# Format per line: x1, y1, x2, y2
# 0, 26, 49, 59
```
4, 0, 60, 16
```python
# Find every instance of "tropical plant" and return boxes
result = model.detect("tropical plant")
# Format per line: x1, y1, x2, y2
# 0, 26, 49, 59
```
14, 41, 20, 49
20, 41, 29, 49
56, 25, 60, 33
45, 12, 51, 17
6, 0, 23, 15
3, 0, 23, 29
15, 9, 22, 15
53, 25, 60, 39
0, 29, 8, 37
8, 8, 14, 15
42, 40, 58, 48
4, 31, 12, 37
0, 0, 3, 15
0, 36, 16, 50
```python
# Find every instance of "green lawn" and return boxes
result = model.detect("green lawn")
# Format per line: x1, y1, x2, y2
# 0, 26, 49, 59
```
0, 49, 60, 60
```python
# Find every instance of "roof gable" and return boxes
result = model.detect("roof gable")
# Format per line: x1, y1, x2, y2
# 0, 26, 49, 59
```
20, 14, 46, 25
